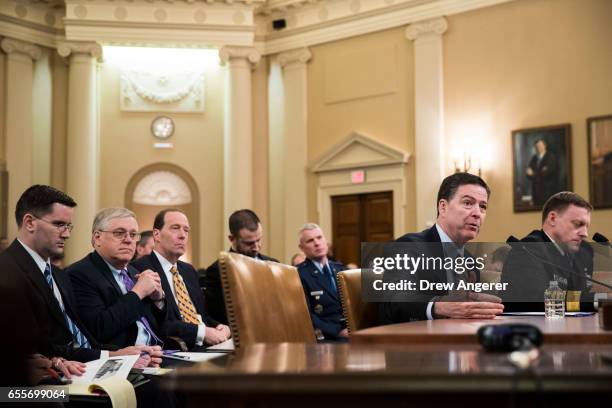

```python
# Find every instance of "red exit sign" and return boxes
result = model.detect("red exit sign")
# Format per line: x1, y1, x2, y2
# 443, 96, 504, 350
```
351, 170, 365, 184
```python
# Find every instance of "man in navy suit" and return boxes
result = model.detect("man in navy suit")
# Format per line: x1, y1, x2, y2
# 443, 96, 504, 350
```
132, 209, 230, 349
0, 186, 162, 380
68, 207, 167, 349
379, 172, 504, 324
297, 223, 347, 341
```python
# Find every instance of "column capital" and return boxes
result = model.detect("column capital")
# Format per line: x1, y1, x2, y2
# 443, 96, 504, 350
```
277, 48, 312, 69
405, 17, 448, 41
1, 38, 41, 60
57, 41, 103, 60
219, 46, 261, 67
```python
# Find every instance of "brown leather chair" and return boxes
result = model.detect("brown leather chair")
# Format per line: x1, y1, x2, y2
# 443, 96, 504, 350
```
337, 269, 378, 333
219, 252, 316, 348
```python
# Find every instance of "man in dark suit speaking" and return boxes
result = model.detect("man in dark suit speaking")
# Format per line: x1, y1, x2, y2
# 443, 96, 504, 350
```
68, 207, 167, 348
133, 209, 230, 349
379, 172, 504, 324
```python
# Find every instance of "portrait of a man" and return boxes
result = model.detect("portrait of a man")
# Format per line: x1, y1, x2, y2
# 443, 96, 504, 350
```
512, 124, 572, 212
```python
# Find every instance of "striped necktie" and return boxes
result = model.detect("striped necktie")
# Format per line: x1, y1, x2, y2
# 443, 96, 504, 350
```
170, 266, 200, 325
44, 263, 91, 349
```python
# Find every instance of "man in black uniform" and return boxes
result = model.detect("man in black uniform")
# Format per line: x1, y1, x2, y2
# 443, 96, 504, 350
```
202, 209, 278, 324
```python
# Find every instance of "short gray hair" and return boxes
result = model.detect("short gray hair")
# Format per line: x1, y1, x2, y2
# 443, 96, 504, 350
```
299, 223, 321, 236
92, 207, 137, 233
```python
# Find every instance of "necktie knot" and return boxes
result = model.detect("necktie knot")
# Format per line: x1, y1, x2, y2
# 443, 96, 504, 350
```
170, 265, 179, 276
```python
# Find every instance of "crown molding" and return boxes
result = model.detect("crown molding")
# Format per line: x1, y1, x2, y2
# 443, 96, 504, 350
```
1, 37, 42, 60
259, 0, 514, 55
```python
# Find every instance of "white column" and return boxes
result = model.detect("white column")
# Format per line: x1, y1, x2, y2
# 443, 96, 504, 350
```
219, 46, 261, 240
278, 48, 312, 262
1, 38, 41, 240
57, 42, 102, 263
406, 17, 448, 229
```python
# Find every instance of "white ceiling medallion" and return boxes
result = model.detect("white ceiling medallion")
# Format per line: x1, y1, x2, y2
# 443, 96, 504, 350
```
120, 69, 205, 112
133, 171, 192, 206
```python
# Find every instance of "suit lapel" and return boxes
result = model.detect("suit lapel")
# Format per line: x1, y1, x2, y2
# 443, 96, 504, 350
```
8, 241, 68, 329
91, 251, 124, 295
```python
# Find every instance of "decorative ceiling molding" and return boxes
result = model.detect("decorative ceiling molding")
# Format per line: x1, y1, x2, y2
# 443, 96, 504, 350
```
1, 0, 516, 52
405, 16, 448, 39
219, 45, 261, 66
310, 132, 410, 173
259, 0, 515, 55
57, 41, 103, 58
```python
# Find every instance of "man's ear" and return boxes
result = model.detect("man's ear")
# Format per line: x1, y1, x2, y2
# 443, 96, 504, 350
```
548, 211, 557, 226
438, 199, 447, 216
152, 228, 161, 242
22, 214, 36, 232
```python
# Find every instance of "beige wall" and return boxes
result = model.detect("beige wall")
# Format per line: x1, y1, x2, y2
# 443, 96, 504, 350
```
307, 27, 416, 235
444, 0, 612, 241
98, 57, 226, 268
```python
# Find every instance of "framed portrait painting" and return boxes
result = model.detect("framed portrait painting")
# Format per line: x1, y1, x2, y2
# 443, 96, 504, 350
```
588, 115, 612, 209
512, 124, 572, 212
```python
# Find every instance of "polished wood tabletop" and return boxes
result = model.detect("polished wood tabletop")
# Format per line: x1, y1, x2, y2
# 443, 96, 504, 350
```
163, 342, 612, 408
351, 314, 612, 345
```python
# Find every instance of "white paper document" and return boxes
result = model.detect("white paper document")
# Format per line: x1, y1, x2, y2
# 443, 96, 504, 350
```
206, 338, 235, 351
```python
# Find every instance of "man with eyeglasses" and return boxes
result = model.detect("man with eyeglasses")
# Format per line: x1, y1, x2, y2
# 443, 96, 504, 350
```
0, 186, 164, 379
133, 209, 231, 349
68, 207, 168, 348
202, 209, 278, 324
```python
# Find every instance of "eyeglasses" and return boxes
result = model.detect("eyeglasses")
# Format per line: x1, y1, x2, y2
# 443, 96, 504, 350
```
98, 229, 141, 241
31, 214, 74, 233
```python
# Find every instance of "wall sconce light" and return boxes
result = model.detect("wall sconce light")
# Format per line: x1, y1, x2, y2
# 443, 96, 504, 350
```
452, 141, 484, 177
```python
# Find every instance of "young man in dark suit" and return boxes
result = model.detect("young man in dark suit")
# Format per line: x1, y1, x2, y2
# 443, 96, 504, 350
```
0, 185, 162, 380
297, 223, 347, 341
379, 172, 504, 324
68, 207, 167, 349
202, 209, 278, 324
500, 191, 603, 311
132, 209, 230, 349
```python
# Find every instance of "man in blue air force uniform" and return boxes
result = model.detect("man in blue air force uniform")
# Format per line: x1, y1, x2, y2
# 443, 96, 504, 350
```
297, 223, 347, 341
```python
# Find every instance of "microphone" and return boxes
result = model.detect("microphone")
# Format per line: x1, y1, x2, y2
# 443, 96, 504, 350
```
593, 233, 612, 247
517, 241, 612, 291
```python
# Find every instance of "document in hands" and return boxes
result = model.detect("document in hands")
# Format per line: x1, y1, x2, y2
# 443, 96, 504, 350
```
69, 355, 139, 408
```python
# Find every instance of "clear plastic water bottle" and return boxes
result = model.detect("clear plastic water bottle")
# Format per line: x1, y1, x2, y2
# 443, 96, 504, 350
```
544, 280, 566, 318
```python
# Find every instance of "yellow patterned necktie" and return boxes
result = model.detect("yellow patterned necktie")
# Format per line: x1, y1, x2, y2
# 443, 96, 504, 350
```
170, 266, 200, 325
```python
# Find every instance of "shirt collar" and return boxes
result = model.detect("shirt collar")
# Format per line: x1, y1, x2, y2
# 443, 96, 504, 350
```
543, 230, 565, 256
153, 250, 175, 272
435, 223, 465, 256
103, 259, 125, 276
17, 239, 49, 273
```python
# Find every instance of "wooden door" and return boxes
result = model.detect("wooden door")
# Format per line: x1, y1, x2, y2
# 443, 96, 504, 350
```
331, 191, 393, 266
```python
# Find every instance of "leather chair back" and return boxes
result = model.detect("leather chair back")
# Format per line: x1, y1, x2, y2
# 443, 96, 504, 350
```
219, 252, 316, 348
337, 269, 378, 333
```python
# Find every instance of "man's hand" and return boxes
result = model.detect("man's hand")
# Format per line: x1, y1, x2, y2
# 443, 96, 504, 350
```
338, 328, 349, 338
28, 355, 52, 385
131, 270, 162, 299
111, 345, 162, 368
434, 301, 504, 319
51, 358, 86, 379
526, 167, 534, 177
204, 326, 228, 345
215, 324, 231, 339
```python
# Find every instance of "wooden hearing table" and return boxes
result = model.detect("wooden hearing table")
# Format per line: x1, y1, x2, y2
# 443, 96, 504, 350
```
163, 342, 612, 408
350, 314, 612, 345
